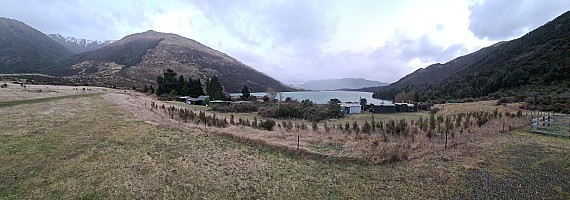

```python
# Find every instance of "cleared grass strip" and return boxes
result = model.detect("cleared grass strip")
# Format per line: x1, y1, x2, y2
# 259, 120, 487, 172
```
0, 93, 102, 107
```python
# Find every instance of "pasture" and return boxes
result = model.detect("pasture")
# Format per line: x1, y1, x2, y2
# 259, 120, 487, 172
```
0, 84, 568, 199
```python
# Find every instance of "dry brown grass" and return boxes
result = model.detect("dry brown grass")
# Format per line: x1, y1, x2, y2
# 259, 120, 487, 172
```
107, 90, 532, 164
434, 100, 524, 116
1, 85, 567, 199
0, 83, 106, 101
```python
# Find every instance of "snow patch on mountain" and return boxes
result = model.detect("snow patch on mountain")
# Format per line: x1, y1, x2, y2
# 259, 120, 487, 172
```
46, 34, 115, 53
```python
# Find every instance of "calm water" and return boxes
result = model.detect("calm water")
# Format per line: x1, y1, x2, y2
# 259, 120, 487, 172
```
230, 91, 391, 105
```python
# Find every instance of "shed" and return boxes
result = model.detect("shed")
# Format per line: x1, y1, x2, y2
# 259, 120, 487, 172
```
370, 104, 397, 114
185, 95, 209, 105
341, 102, 361, 114
230, 101, 253, 105
210, 100, 230, 107
407, 104, 417, 112
178, 96, 191, 102
395, 103, 408, 112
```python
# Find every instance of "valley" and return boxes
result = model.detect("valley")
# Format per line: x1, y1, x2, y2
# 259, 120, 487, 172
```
1, 84, 568, 199
0, 4, 569, 199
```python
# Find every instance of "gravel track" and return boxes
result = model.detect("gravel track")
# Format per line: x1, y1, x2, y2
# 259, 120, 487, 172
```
454, 143, 570, 199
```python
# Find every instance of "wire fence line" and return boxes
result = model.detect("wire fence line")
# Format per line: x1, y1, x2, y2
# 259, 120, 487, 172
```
530, 112, 570, 137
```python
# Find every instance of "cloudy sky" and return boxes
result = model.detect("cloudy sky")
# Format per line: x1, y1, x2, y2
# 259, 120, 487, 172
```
1, 0, 569, 84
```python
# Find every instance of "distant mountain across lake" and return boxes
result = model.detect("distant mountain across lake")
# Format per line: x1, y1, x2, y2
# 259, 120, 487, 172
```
231, 91, 390, 105
293, 78, 389, 91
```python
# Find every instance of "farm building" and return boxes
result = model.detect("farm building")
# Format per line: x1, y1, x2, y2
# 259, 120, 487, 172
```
230, 101, 253, 105
178, 96, 191, 102
185, 95, 209, 105
370, 104, 397, 114
370, 103, 416, 113
341, 102, 362, 114
395, 103, 417, 112
210, 100, 230, 107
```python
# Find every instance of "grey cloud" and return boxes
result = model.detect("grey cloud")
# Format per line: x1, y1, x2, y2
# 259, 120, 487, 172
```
468, 0, 570, 41
372, 34, 468, 64
231, 31, 469, 84
192, 0, 338, 55
0, 0, 162, 40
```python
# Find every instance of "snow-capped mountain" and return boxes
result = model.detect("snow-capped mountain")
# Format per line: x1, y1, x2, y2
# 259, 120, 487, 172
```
46, 34, 115, 53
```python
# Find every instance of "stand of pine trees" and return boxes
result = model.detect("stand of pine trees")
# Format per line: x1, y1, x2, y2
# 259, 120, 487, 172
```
155, 69, 229, 100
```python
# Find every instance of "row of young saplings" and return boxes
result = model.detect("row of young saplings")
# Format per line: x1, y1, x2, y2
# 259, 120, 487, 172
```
151, 101, 525, 139
278, 108, 523, 134
150, 102, 277, 130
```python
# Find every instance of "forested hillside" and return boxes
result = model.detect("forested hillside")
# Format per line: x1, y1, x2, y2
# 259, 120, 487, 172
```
373, 11, 570, 113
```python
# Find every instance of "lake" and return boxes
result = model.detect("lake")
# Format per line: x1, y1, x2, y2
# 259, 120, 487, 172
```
230, 91, 391, 105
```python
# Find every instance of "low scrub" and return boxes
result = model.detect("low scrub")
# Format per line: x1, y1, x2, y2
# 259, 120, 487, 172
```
211, 104, 259, 113
258, 99, 343, 122
259, 119, 276, 131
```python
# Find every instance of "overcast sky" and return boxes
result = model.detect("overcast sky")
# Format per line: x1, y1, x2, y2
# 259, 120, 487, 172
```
1, 0, 569, 84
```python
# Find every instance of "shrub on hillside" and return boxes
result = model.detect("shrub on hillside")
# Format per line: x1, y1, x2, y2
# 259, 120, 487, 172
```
211, 104, 259, 113
258, 99, 343, 122
259, 119, 276, 131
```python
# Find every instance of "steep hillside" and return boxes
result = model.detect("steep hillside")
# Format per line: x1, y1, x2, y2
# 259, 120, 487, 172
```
54, 31, 293, 92
295, 78, 388, 91
0, 17, 72, 73
373, 11, 570, 112
46, 34, 115, 53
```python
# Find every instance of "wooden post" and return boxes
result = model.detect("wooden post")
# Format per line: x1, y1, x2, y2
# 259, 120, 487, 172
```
297, 134, 300, 151
502, 121, 505, 133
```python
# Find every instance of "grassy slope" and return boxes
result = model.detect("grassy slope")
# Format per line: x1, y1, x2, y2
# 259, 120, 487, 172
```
0, 93, 101, 107
0, 95, 567, 199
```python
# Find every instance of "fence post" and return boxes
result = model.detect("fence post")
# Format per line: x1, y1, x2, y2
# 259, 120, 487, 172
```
297, 134, 300, 151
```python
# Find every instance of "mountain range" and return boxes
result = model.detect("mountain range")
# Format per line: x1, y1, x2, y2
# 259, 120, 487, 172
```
369, 11, 570, 112
1, 11, 568, 112
0, 17, 293, 93
294, 78, 388, 91
0, 17, 72, 73
46, 34, 115, 53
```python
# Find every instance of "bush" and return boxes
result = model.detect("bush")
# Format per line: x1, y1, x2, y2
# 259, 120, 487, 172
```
417, 102, 433, 111
429, 107, 440, 114
257, 100, 343, 122
211, 104, 259, 113
158, 94, 173, 101
498, 96, 516, 104
259, 119, 276, 131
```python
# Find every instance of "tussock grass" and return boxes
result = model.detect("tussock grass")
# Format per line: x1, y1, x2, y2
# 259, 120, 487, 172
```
0, 92, 457, 199
2, 87, 566, 198
0, 93, 101, 107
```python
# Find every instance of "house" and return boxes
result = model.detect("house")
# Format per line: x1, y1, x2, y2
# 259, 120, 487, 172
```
185, 95, 209, 105
341, 102, 361, 114
407, 104, 417, 112
178, 96, 191, 102
395, 103, 408, 112
230, 101, 253, 105
382, 103, 418, 113
370, 104, 397, 114
210, 100, 231, 107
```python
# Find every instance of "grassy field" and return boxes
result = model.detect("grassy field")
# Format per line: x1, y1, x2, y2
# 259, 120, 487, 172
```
0, 93, 101, 107
1, 88, 568, 199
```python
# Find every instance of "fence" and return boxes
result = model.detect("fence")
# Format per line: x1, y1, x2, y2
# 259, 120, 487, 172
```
530, 112, 570, 137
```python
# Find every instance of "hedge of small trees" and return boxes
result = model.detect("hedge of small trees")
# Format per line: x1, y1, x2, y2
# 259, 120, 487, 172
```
258, 99, 343, 122
150, 101, 275, 131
